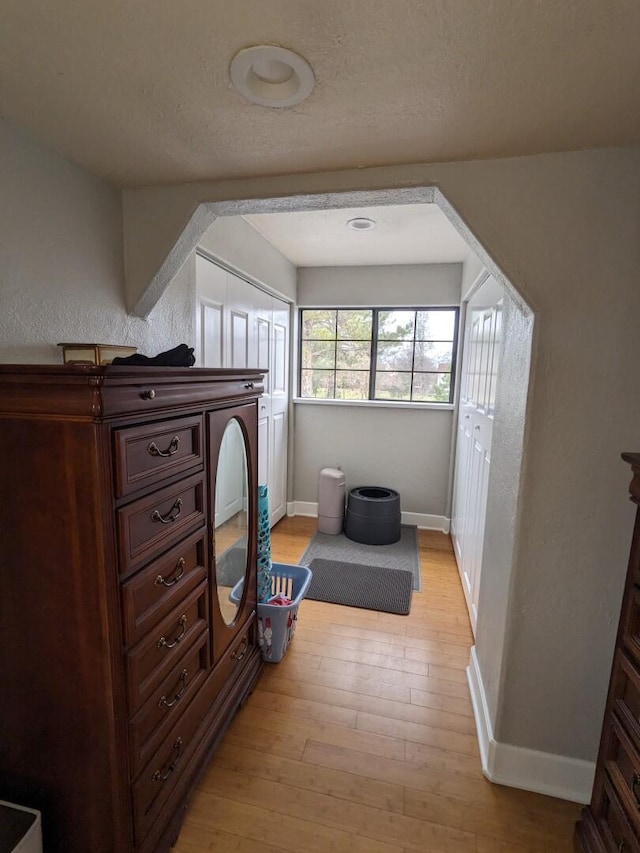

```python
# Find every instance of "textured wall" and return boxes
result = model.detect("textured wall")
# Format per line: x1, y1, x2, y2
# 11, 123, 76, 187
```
122, 147, 640, 767
436, 150, 640, 759
0, 119, 194, 364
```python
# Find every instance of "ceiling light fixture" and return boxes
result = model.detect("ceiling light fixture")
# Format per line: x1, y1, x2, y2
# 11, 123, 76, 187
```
229, 45, 315, 108
346, 217, 376, 231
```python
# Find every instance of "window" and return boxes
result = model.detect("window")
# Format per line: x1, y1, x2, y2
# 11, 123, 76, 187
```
299, 308, 459, 403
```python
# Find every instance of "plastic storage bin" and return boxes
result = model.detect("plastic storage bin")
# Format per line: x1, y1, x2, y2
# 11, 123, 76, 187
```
230, 563, 312, 662
317, 467, 345, 534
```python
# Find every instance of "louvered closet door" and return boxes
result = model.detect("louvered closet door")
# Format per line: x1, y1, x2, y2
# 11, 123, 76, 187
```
451, 274, 503, 633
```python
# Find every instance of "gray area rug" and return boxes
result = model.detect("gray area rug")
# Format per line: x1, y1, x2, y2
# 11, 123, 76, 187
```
307, 558, 413, 615
299, 525, 421, 591
215, 539, 247, 587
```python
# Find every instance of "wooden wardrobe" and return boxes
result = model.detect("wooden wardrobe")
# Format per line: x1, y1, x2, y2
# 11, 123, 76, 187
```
576, 453, 640, 852
0, 365, 265, 852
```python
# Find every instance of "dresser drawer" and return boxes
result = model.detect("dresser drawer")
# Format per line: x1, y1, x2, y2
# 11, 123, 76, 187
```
131, 625, 257, 845
121, 531, 207, 646
126, 582, 208, 713
117, 473, 206, 577
199, 620, 256, 711
593, 775, 640, 852
129, 632, 209, 779
605, 715, 640, 831
611, 651, 640, 748
113, 415, 204, 499
623, 588, 640, 672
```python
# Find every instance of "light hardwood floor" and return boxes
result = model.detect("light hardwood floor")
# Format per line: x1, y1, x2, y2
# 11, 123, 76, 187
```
173, 516, 580, 852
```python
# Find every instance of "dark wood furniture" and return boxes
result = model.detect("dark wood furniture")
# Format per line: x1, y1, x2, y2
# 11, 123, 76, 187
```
576, 453, 640, 852
0, 365, 265, 852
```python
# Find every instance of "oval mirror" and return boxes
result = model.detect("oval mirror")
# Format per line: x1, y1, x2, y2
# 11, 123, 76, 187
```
214, 418, 249, 626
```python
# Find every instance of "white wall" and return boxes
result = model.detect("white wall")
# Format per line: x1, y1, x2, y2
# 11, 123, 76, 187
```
122, 147, 640, 774
294, 405, 454, 520
0, 119, 194, 364
294, 264, 462, 522
199, 215, 297, 301
7, 122, 640, 778
298, 263, 462, 306
434, 150, 640, 763
460, 252, 486, 300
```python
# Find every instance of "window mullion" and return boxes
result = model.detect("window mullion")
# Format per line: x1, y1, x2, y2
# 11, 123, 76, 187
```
410, 309, 417, 401
333, 310, 338, 399
369, 309, 378, 400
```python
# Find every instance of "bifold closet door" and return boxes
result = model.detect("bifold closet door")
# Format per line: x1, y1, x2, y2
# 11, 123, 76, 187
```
195, 253, 289, 527
451, 274, 503, 633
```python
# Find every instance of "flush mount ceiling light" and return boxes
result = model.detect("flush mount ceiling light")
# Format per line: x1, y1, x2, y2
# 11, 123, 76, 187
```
229, 45, 315, 108
346, 217, 377, 231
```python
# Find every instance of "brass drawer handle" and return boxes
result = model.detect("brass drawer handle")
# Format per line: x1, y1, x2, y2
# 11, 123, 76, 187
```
157, 615, 187, 649
232, 636, 248, 663
632, 772, 640, 806
152, 737, 183, 783
155, 557, 185, 588
147, 436, 180, 458
141, 389, 156, 400
158, 669, 188, 708
150, 498, 182, 524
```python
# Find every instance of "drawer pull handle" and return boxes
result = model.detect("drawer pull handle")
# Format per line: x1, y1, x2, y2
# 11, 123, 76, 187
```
158, 669, 188, 708
633, 772, 640, 806
151, 498, 183, 524
232, 636, 248, 663
152, 737, 183, 783
141, 389, 156, 400
157, 615, 187, 649
147, 436, 180, 458
244, 382, 254, 389
155, 557, 185, 588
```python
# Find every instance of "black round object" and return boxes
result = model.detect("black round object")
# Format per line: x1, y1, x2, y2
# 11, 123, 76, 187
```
344, 486, 401, 545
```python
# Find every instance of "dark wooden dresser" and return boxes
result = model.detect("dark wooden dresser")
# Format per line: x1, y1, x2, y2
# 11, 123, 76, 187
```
576, 453, 640, 852
0, 365, 265, 852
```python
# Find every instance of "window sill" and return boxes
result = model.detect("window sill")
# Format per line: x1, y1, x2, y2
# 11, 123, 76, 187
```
293, 397, 455, 411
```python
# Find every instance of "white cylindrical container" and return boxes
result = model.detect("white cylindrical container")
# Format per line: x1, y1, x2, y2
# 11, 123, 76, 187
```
317, 467, 346, 534
0, 801, 43, 853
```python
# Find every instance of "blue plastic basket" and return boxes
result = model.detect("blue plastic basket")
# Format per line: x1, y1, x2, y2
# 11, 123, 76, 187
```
229, 563, 313, 662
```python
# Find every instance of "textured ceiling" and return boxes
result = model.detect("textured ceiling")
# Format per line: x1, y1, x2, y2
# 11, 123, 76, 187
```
243, 204, 470, 266
1, 0, 639, 187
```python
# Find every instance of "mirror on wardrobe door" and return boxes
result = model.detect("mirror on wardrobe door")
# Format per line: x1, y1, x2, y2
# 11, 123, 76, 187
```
213, 418, 249, 625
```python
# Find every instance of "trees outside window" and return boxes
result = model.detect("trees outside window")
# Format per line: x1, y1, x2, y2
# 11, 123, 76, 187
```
300, 307, 458, 403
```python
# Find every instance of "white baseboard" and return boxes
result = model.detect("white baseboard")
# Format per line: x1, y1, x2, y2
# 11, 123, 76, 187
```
287, 501, 318, 517
467, 646, 595, 804
285, 501, 450, 532
401, 511, 450, 533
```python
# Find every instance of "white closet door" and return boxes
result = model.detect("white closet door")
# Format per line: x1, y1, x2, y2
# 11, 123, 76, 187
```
252, 287, 272, 492
227, 273, 255, 369
269, 299, 289, 525
451, 274, 503, 633
214, 421, 246, 527
195, 253, 290, 528
195, 254, 226, 367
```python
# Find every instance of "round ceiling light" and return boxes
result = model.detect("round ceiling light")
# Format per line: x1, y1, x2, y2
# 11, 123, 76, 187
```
229, 45, 315, 108
346, 217, 377, 231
